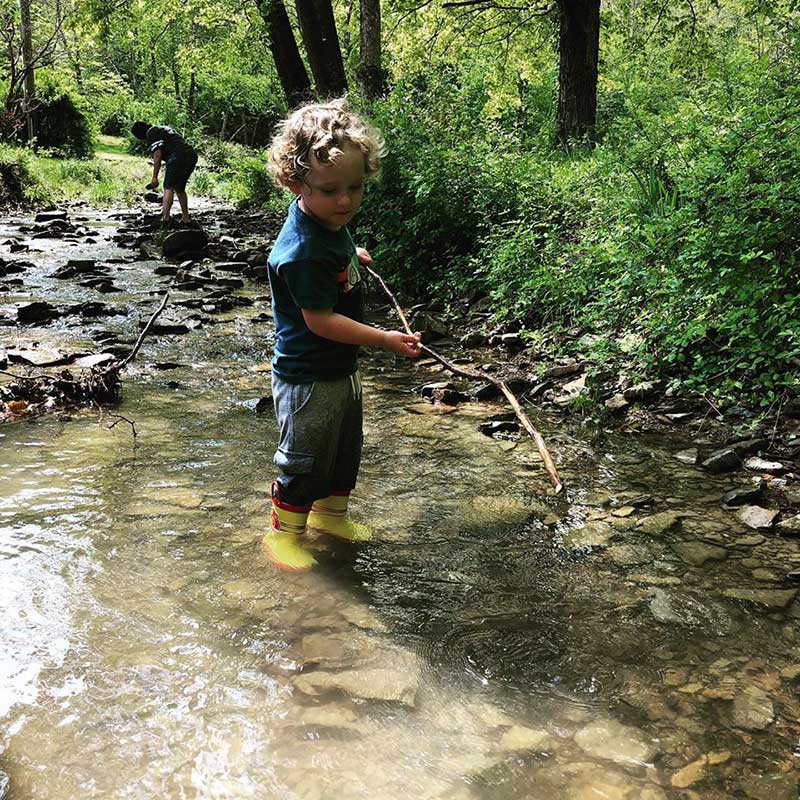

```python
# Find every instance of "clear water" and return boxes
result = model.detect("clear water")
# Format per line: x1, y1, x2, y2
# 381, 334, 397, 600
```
1, 206, 799, 799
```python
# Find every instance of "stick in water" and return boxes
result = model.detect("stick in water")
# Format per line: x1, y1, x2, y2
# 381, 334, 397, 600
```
363, 265, 564, 494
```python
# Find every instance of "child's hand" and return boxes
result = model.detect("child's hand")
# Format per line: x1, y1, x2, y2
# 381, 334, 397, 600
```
383, 330, 422, 358
145, 180, 158, 190
356, 247, 373, 266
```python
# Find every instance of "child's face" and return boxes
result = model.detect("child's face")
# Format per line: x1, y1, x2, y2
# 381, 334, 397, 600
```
291, 143, 366, 231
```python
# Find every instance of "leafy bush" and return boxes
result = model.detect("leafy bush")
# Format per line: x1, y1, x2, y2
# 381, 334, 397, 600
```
0, 144, 39, 205
32, 71, 94, 158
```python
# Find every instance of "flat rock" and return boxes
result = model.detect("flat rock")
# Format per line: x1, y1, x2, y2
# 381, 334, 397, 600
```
745, 457, 785, 473
75, 353, 117, 369
722, 588, 797, 609
722, 485, 765, 507
16, 301, 59, 323
702, 447, 742, 474
573, 718, 657, 766
671, 755, 707, 788
736, 505, 779, 529
405, 402, 458, 415
776, 515, 800, 535
605, 393, 629, 411
732, 686, 774, 730
636, 511, 683, 535
162, 228, 209, 257
671, 541, 727, 566
606, 544, 651, 566
281, 705, 365, 735
213, 261, 249, 272
734, 534, 766, 547
741, 773, 798, 800
675, 448, 698, 464
650, 589, 683, 624
563, 520, 616, 548
35, 209, 68, 222
292, 666, 420, 707
497, 725, 551, 753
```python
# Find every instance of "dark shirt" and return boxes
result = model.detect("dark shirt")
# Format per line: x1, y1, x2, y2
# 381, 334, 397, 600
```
268, 199, 365, 383
145, 125, 194, 160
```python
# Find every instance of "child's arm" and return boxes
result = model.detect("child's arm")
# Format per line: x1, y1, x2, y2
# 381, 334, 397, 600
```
303, 309, 421, 358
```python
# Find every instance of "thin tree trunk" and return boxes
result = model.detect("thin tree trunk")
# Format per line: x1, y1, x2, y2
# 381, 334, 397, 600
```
19, 0, 35, 140
188, 69, 197, 120
294, 0, 347, 98
259, 0, 312, 107
556, 0, 600, 143
359, 0, 385, 101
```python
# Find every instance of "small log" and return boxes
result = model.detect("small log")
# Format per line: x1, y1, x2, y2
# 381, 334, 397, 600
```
364, 265, 564, 494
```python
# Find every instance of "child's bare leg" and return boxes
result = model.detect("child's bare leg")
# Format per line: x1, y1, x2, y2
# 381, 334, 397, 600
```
162, 189, 175, 222
177, 191, 190, 222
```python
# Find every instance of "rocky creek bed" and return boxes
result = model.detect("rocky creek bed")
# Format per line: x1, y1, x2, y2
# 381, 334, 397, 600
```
1, 200, 799, 799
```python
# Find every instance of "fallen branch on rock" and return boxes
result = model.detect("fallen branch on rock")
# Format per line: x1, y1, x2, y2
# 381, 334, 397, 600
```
0, 293, 170, 421
364, 265, 564, 494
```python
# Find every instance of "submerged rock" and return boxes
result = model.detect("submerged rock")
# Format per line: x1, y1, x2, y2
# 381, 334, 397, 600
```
292, 665, 420, 707
573, 717, 657, 766
722, 588, 797, 609
497, 725, 551, 753
636, 511, 683, 535
671, 540, 727, 566
732, 686, 774, 730
741, 773, 799, 800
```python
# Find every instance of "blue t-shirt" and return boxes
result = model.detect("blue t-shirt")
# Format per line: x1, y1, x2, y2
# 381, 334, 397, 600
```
268, 199, 365, 383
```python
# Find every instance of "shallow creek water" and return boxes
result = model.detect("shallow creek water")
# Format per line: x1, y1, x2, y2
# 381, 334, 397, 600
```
1, 205, 799, 799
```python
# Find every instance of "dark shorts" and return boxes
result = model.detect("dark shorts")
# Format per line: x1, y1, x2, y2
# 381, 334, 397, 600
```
271, 372, 363, 506
164, 149, 198, 192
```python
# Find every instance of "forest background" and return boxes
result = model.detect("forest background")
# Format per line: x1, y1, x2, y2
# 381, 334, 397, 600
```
0, 0, 798, 410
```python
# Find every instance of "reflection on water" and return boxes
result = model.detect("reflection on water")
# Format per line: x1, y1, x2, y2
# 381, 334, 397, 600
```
1, 207, 799, 799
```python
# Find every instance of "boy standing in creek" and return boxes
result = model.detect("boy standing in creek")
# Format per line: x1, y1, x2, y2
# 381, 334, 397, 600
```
263, 100, 422, 571
131, 121, 198, 225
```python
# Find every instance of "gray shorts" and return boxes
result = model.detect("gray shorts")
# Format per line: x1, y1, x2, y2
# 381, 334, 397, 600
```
271, 372, 363, 507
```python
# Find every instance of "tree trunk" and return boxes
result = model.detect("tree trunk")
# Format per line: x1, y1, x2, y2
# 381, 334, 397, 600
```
188, 69, 197, 120
358, 0, 385, 101
19, 0, 35, 140
294, 0, 348, 98
259, 0, 312, 107
556, 0, 600, 143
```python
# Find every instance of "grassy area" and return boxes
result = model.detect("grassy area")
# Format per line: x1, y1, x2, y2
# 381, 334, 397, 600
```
1, 135, 231, 208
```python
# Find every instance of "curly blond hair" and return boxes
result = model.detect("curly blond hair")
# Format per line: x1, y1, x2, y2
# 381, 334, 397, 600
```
267, 99, 386, 187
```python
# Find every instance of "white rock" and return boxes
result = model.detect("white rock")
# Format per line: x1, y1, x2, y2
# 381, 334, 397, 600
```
573, 718, 657, 766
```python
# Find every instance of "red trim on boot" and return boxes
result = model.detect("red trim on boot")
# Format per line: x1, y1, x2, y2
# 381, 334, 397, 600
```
271, 481, 312, 514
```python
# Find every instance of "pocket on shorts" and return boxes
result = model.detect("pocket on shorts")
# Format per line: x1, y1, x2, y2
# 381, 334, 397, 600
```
288, 382, 316, 416
274, 447, 314, 475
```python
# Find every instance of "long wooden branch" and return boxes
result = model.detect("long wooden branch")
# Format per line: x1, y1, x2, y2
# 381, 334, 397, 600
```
364, 264, 564, 494
118, 292, 170, 369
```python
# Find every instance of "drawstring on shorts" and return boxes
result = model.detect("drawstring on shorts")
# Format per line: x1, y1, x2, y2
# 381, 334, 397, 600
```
349, 371, 362, 401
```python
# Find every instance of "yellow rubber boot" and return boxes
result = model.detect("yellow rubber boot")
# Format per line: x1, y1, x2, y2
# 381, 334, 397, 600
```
262, 490, 316, 571
307, 491, 372, 542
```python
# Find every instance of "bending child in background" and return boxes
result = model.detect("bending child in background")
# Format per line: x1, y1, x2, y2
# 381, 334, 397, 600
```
131, 121, 198, 225
263, 99, 422, 571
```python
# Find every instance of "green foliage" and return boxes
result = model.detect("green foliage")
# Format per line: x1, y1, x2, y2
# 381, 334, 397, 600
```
0, 144, 42, 205
32, 71, 94, 158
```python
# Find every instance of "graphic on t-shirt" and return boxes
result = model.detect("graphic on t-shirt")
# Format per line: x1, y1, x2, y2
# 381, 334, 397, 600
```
337, 252, 361, 295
